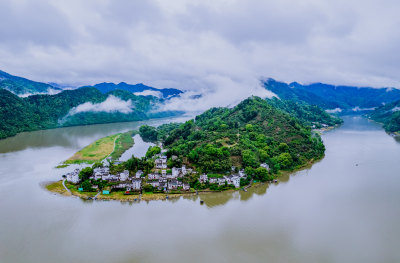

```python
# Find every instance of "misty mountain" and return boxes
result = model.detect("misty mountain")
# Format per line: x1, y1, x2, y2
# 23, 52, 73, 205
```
0, 87, 181, 140
369, 99, 400, 133
264, 78, 400, 112
0, 70, 61, 96
87, 82, 183, 99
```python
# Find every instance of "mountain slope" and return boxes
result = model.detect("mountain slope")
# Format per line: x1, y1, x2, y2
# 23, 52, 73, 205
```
88, 82, 182, 99
141, 96, 325, 174
0, 88, 181, 139
264, 78, 400, 111
0, 70, 60, 95
267, 97, 343, 128
369, 100, 400, 133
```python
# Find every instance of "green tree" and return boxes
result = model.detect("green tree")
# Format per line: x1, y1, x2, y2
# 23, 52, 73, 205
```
79, 167, 93, 181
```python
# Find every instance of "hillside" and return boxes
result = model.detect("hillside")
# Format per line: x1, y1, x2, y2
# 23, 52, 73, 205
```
0, 70, 60, 95
141, 96, 325, 174
88, 82, 182, 99
264, 78, 400, 112
267, 97, 343, 128
369, 100, 400, 133
0, 88, 181, 140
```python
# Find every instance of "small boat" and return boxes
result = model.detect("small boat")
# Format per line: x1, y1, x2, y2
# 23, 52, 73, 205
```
200, 200, 204, 205
273, 179, 278, 183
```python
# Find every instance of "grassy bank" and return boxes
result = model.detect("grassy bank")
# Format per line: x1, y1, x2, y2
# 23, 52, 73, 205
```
110, 131, 136, 160
45, 180, 71, 196
64, 131, 135, 165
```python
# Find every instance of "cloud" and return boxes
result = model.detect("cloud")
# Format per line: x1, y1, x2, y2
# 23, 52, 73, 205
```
1, 0, 400, 112
134, 90, 162, 98
68, 95, 133, 115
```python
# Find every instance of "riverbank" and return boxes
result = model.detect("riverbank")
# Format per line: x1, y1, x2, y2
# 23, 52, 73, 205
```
45, 156, 322, 202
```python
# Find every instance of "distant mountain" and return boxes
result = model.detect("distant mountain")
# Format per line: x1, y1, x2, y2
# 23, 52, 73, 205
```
264, 79, 400, 112
0, 70, 61, 96
0, 87, 182, 140
369, 100, 400, 133
87, 82, 183, 99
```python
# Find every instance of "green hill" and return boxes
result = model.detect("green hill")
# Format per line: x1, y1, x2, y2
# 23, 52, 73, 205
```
141, 96, 325, 174
0, 70, 59, 95
369, 100, 400, 133
0, 88, 181, 139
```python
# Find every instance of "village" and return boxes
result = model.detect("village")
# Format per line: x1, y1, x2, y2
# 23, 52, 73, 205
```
64, 153, 256, 195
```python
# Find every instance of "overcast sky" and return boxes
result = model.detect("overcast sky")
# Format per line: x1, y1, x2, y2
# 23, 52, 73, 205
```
1, 0, 400, 110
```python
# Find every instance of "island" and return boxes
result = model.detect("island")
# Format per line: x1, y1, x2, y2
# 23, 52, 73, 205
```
47, 96, 328, 201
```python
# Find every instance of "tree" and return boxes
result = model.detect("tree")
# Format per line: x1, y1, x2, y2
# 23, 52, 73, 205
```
79, 167, 93, 181
277, 152, 293, 169
81, 180, 93, 192
143, 184, 154, 193
139, 125, 158, 141
145, 146, 161, 159
242, 150, 259, 168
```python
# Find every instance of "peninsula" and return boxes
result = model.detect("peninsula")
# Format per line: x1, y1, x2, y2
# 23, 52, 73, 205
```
47, 96, 330, 201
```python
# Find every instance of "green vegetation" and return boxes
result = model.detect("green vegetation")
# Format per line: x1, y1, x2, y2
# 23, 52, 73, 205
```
0, 87, 181, 140
370, 100, 400, 133
267, 97, 343, 128
0, 70, 56, 95
65, 134, 121, 164
147, 96, 325, 176
110, 131, 136, 159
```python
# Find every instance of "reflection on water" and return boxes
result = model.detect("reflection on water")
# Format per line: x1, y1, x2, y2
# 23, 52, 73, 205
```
119, 134, 155, 161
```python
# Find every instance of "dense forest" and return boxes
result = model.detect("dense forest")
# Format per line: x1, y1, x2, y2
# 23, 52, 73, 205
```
140, 96, 325, 177
0, 70, 59, 95
267, 98, 343, 128
369, 100, 400, 133
264, 78, 400, 111
0, 87, 181, 139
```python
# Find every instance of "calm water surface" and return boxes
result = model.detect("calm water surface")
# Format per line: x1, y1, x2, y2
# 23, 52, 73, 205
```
0, 116, 399, 263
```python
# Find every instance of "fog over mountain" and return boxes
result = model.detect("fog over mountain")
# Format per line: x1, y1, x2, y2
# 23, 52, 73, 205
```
1, 0, 399, 111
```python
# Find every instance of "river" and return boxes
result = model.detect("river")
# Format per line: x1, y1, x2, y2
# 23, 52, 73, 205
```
0, 116, 399, 263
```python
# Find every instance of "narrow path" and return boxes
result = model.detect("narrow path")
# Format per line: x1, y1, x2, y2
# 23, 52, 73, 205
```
62, 179, 71, 194
103, 134, 121, 161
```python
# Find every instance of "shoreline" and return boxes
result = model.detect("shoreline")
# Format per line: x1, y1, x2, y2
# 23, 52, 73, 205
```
45, 156, 323, 202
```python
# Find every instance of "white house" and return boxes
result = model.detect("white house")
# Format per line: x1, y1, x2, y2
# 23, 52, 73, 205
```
172, 167, 179, 178
199, 174, 208, 183
119, 170, 129, 181
209, 177, 217, 184
155, 156, 167, 169
148, 173, 160, 180
66, 169, 80, 184
260, 163, 270, 171
132, 179, 142, 190
93, 167, 110, 180
135, 170, 143, 178
183, 183, 190, 191
230, 176, 241, 188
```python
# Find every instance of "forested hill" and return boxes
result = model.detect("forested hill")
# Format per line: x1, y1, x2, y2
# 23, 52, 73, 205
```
264, 78, 400, 112
0, 88, 181, 140
266, 97, 343, 128
140, 96, 325, 174
0, 70, 60, 95
369, 99, 400, 133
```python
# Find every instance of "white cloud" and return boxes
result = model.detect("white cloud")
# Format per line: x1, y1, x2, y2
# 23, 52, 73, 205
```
1, 0, 400, 112
134, 90, 162, 98
69, 95, 133, 114
325, 108, 342, 114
